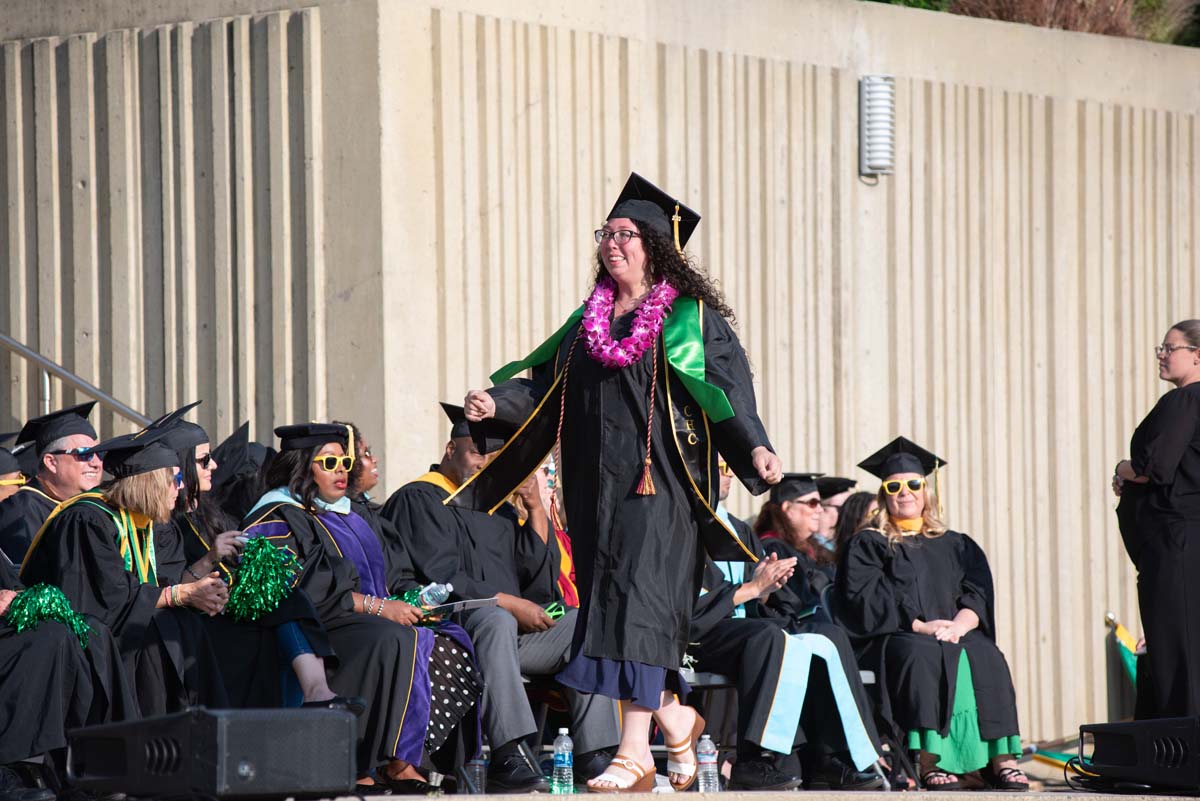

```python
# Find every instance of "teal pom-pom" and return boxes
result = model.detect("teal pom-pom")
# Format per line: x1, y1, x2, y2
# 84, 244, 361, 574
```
225, 537, 300, 622
4, 583, 92, 648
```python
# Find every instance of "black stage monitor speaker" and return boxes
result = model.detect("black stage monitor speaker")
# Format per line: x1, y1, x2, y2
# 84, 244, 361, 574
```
67, 706, 357, 799
1080, 716, 1200, 791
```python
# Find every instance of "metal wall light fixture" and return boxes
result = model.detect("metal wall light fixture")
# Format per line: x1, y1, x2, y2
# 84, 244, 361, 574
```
859, 75, 896, 176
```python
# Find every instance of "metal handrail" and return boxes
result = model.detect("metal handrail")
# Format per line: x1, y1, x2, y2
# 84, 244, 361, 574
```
0, 332, 152, 427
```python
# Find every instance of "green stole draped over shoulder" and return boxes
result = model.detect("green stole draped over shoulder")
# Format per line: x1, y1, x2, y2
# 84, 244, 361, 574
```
490, 296, 736, 422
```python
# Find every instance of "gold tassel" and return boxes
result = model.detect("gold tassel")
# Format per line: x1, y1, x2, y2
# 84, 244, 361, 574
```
671, 202, 683, 255
636, 458, 657, 496
934, 461, 943, 519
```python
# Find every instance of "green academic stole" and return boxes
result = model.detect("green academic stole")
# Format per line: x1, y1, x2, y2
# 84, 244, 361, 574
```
37, 492, 158, 585
490, 296, 736, 422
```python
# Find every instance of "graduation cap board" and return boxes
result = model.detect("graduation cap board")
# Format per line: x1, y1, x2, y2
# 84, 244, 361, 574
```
769, 472, 825, 505
91, 428, 181, 479
0, 448, 22, 477
274, 423, 352, 455
439, 403, 471, 440
17, 402, 98, 454
606, 172, 701, 254
816, 476, 857, 500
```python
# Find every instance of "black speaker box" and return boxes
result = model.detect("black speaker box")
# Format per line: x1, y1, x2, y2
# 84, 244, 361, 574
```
67, 706, 357, 798
1080, 716, 1200, 791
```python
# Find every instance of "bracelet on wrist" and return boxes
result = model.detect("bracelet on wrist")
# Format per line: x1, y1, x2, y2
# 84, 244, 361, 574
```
171, 584, 181, 608
375, 599, 386, 616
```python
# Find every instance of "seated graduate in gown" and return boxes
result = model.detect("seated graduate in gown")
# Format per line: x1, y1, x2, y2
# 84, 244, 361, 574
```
20, 413, 229, 717
832, 437, 1027, 791
242, 423, 482, 791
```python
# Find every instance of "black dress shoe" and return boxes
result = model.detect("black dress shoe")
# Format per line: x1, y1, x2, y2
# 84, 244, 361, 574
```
487, 754, 551, 794
301, 694, 367, 717
574, 747, 617, 783
728, 758, 804, 791
802, 757, 885, 791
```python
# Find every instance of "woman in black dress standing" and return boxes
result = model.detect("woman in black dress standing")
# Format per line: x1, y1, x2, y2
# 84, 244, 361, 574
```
460, 174, 781, 792
1114, 319, 1200, 718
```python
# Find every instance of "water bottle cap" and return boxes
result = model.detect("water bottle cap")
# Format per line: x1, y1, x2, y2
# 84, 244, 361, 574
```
558, 728, 569, 735
700, 734, 712, 740
444, 582, 453, 592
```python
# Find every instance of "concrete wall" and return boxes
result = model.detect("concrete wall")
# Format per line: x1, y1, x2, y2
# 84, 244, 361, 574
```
3, 0, 1200, 740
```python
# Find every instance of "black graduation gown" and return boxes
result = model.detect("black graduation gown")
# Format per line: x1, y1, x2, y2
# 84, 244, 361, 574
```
19, 501, 229, 717
1125, 382, 1200, 718
381, 471, 560, 604
242, 500, 481, 772
152, 510, 335, 708
691, 521, 881, 761
833, 529, 1019, 740
0, 481, 58, 564
759, 536, 834, 618
0, 557, 136, 762
449, 304, 774, 669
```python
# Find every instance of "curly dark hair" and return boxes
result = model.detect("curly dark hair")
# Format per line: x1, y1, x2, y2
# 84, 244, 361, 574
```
263, 445, 325, 513
592, 220, 736, 321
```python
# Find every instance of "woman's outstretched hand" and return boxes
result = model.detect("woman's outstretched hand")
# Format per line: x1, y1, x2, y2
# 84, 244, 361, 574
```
751, 446, 783, 484
464, 390, 496, 422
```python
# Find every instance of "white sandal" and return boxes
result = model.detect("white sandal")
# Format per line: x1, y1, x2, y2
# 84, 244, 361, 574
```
664, 711, 706, 791
587, 754, 657, 794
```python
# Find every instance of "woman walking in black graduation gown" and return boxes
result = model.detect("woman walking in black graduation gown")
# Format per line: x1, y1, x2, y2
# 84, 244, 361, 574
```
1113, 319, 1200, 718
834, 437, 1026, 791
460, 174, 781, 792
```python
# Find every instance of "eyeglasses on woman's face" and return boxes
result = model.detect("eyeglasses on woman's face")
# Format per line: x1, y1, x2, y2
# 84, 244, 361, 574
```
787, 497, 822, 509
195, 453, 214, 469
1156, 344, 1199, 358
594, 229, 641, 246
172, 470, 185, 489
883, 477, 926, 495
313, 455, 355, 473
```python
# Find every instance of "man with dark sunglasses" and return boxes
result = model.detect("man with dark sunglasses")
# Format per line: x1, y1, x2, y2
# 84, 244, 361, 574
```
0, 403, 102, 563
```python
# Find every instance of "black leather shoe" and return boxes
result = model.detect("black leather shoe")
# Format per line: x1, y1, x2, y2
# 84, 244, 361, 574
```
487, 754, 551, 794
574, 747, 618, 783
302, 694, 367, 717
728, 757, 803, 791
802, 757, 885, 791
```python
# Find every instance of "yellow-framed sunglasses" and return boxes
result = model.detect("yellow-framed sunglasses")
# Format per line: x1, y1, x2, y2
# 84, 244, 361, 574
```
312, 454, 355, 473
883, 477, 925, 495
0, 474, 26, 487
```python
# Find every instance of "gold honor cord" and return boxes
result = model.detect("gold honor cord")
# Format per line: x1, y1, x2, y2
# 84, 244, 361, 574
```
672, 202, 683, 255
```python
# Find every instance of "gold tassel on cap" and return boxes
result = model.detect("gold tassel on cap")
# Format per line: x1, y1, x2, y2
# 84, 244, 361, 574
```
671, 202, 683, 256
934, 461, 943, 518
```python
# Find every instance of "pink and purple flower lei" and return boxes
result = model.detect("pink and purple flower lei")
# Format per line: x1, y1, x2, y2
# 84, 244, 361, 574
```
581, 276, 679, 369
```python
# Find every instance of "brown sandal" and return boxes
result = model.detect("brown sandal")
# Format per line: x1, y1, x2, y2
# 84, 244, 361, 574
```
587, 754, 656, 794
664, 711, 707, 791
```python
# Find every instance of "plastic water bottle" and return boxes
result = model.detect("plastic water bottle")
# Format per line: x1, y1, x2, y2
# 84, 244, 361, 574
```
551, 728, 574, 794
464, 756, 487, 793
697, 734, 720, 792
419, 582, 452, 607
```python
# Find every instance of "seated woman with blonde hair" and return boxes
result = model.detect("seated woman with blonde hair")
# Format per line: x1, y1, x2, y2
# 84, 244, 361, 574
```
832, 437, 1026, 792
21, 416, 229, 716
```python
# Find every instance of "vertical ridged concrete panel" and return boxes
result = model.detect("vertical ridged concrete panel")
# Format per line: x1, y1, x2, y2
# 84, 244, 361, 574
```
0, 8, 325, 440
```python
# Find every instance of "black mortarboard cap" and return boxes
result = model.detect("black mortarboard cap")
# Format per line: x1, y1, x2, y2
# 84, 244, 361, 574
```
91, 428, 180, 479
440, 403, 472, 439
467, 417, 512, 456
769, 472, 825, 505
0, 448, 21, 475
11, 443, 37, 476
816, 476, 857, 500
146, 402, 207, 457
211, 422, 251, 487
17, 402, 98, 454
857, 436, 947, 479
274, 423, 351, 453
607, 173, 701, 251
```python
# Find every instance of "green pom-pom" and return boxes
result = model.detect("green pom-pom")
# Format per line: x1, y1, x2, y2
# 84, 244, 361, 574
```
225, 537, 300, 622
4, 584, 92, 648
398, 588, 423, 608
